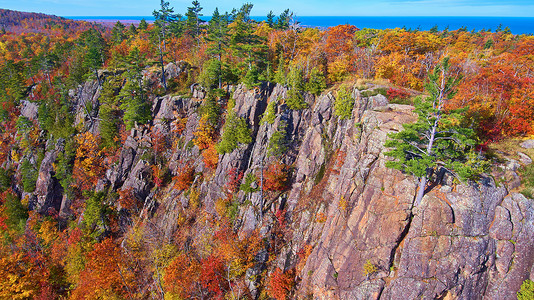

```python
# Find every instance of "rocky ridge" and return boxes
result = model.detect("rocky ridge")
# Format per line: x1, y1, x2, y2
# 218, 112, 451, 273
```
28, 63, 534, 299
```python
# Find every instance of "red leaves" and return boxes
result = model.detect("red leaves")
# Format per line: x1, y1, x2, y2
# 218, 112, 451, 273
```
264, 162, 289, 192
325, 25, 358, 60
451, 60, 534, 139
71, 238, 132, 300
226, 167, 243, 193
266, 267, 295, 300
200, 255, 227, 299
387, 87, 410, 101
173, 165, 195, 191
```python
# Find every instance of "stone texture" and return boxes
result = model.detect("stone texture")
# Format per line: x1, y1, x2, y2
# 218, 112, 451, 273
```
26, 77, 534, 299
520, 140, 534, 149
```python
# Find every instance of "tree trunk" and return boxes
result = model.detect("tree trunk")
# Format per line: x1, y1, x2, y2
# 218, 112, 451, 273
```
415, 176, 427, 206
159, 46, 167, 91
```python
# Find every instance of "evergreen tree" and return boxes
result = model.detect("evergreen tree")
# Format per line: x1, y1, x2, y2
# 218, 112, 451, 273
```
305, 66, 326, 96
120, 48, 151, 129
286, 66, 307, 110
385, 58, 488, 206
128, 24, 137, 37
99, 77, 122, 149
274, 54, 286, 85
138, 18, 148, 30
206, 7, 229, 89
266, 11, 275, 28
79, 28, 106, 85
153, 0, 178, 90
217, 111, 252, 154
229, 3, 268, 80
333, 85, 354, 119
198, 59, 222, 90
185, 0, 203, 38
111, 21, 126, 44
276, 9, 292, 29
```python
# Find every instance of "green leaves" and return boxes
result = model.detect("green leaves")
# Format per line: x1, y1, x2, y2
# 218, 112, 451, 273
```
216, 111, 252, 154
385, 58, 487, 187
334, 85, 354, 119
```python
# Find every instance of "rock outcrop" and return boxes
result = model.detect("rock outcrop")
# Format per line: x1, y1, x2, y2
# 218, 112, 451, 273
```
21, 76, 534, 299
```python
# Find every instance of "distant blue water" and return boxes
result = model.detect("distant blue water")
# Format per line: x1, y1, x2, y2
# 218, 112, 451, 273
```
65, 16, 534, 35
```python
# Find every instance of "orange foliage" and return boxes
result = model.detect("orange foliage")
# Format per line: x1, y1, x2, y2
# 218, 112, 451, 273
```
451, 59, 534, 139
163, 253, 201, 298
194, 116, 216, 150
71, 238, 133, 299
264, 162, 289, 192
202, 143, 219, 170
72, 132, 105, 191
118, 187, 139, 210
173, 165, 195, 191
325, 25, 358, 60
266, 268, 295, 300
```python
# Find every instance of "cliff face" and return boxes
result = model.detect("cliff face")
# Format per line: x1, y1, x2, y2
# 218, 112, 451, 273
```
30, 65, 534, 299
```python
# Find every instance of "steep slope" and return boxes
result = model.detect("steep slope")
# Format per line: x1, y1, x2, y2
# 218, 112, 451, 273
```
26, 64, 534, 299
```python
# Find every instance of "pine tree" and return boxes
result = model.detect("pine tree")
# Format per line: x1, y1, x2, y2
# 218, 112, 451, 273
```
185, 0, 203, 38
286, 66, 307, 110
138, 19, 148, 30
385, 58, 488, 206
266, 11, 275, 28
79, 28, 106, 85
274, 54, 286, 85
206, 7, 229, 89
120, 48, 151, 130
111, 21, 126, 44
153, 0, 178, 90
305, 67, 326, 96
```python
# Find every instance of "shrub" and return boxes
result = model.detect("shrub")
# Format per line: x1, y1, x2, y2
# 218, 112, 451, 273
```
334, 85, 354, 119
519, 163, 534, 199
268, 123, 288, 157
266, 268, 295, 300
518, 279, 534, 300
20, 159, 38, 193
264, 162, 289, 192
202, 144, 219, 170
173, 166, 195, 191
363, 260, 378, 275
227, 167, 243, 193
217, 112, 252, 154
193, 116, 216, 151
387, 87, 412, 105
261, 99, 277, 125
240, 173, 258, 193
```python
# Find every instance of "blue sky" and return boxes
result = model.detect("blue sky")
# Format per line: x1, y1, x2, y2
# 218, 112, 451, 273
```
0, 0, 533, 17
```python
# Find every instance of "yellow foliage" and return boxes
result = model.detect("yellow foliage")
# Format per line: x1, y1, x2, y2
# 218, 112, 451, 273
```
38, 219, 58, 246
193, 116, 215, 150
0, 253, 40, 299
363, 260, 378, 275
328, 55, 350, 83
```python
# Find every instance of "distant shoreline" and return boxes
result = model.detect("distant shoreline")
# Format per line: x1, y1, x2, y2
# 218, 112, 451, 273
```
64, 16, 534, 34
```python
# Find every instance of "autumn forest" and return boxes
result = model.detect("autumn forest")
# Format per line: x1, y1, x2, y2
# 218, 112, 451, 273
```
0, 1, 533, 299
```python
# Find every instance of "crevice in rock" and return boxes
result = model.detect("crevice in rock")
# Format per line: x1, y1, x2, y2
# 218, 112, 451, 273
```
387, 210, 414, 273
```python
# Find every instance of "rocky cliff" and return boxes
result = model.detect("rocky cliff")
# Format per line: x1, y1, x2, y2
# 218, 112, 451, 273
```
27, 64, 534, 299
